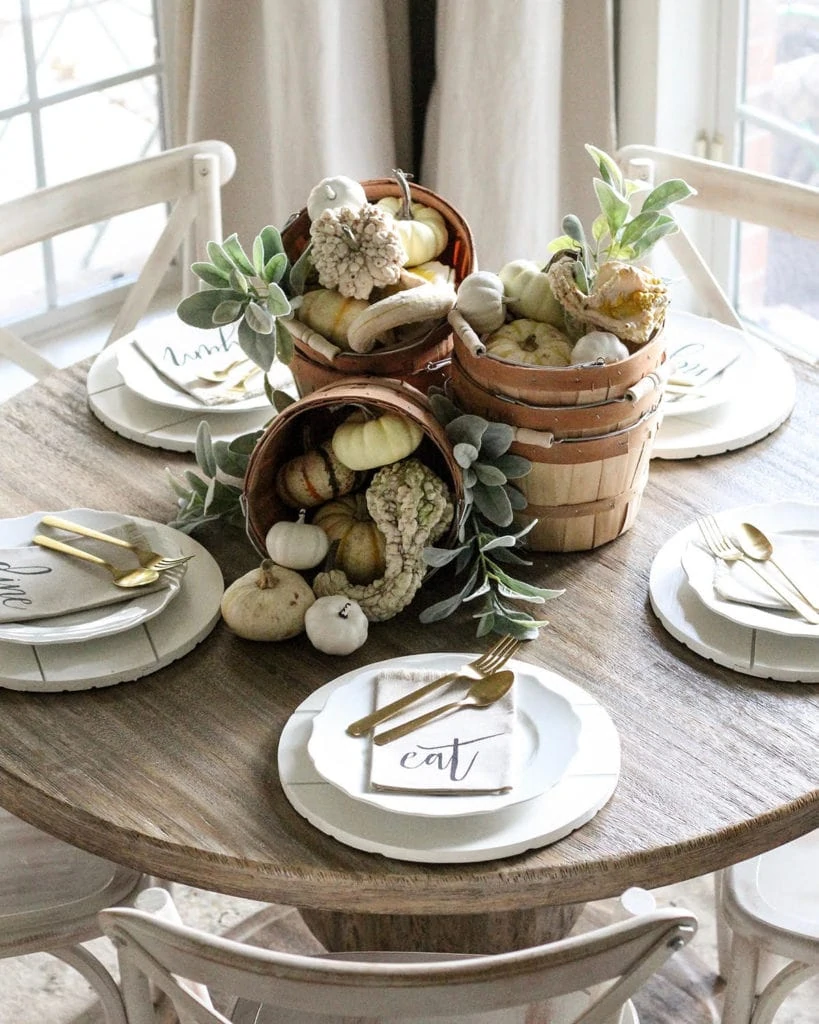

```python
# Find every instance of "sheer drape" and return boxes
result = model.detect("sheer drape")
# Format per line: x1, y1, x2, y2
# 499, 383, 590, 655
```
167, 0, 615, 270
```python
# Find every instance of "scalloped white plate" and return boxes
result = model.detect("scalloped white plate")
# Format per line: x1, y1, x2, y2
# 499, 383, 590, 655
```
0, 509, 185, 645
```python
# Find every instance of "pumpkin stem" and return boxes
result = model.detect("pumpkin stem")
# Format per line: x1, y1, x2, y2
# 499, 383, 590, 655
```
258, 559, 280, 589
297, 509, 308, 525
338, 601, 352, 619
340, 225, 361, 251
392, 168, 414, 220
522, 333, 539, 351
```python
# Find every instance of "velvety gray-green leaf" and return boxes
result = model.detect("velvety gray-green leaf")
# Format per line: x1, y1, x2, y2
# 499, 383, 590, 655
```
183, 470, 210, 498
640, 178, 696, 213
505, 483, 529, 511
237, 317, 275, 370
206, 241, 235, 275
478, 420, 515, 458
462, 466, 477, 489
422, 544, 469, 568
585, 143, 624, 194
453, 442, 479, 468
191, 262, 229, 288
275, 319, 294, 364
195, 421, 217, 478
266, 282, 291, 317
211, 439, 250, 478
619, 209, 661, 247
287, 242, 313, 296
473, 462, 507, 487
212, 299, 244, 326
562, 214, 587, 249
446, 413, 488, 449
245, 300, 274, 335
177, 289, 240, 329
263, 252, 288, 285
491, 452, 531, 479
593, 178, 630, 237
222, 234, 256, 276
492, 565, 564, 601
487, 546, 532, 567
273, 387, 296, 412
259, 225, 284, 262
428, 388, 461, 426
473, 481, 513, 527
480, 534, 516, 551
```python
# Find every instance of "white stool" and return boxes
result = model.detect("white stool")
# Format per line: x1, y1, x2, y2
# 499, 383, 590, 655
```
719, 830, 819, 1024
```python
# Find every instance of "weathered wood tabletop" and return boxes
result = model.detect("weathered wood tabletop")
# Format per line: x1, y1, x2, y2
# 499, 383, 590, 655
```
0, 355, 816, 952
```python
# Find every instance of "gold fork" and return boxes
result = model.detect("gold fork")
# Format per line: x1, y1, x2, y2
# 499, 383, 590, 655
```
39, 516, 193, 573
697, 515, 819, 624
346, 634, 522, 737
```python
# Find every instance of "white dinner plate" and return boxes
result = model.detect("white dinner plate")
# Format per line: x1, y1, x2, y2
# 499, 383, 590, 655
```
117, 338, 282, 414
0, 509, 185, 645
308, 664, 582, 818
680, 502, 819, 640
278, 655, 620, 864
661, 311, 744, 418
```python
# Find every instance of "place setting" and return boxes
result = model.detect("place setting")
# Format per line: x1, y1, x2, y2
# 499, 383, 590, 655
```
0, 507, 224, 691
652, 310, 796, 461
278, 637, 621, 863
86, 315, 296, 453
648, 501, 819, 682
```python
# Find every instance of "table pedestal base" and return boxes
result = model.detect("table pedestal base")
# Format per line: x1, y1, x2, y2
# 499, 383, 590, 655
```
299, 903, 584, 954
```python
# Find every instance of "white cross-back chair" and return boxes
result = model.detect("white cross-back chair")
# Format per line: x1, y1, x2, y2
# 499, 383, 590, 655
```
0, 811, 152, 1024
100, 887, 696, 1024
0, 139, 235, 382
617, 143, 819, 335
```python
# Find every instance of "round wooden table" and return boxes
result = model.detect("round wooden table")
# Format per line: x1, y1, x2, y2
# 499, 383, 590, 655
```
0, 358, 816, 953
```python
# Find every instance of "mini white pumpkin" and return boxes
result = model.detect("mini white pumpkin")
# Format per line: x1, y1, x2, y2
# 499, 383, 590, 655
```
456, 271, 506, 334
220, 560, 315, 641
498, 260, 564, 327
305, 595, 369, 655
265, 510, 330, 571
570, 331, 630, 365
306, 175, 367, 220
331, 411, 423, 471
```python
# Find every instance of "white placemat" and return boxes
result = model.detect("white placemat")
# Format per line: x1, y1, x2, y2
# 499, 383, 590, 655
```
652, 313, 795, 460
0, 515, 223, 692
279, 655, 620, 864
648, 503, 819, 683
86, 322, 290, 454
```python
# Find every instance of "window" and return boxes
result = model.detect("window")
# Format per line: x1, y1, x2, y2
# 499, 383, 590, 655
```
0, 0, 167, 333
617, 0, 819, 363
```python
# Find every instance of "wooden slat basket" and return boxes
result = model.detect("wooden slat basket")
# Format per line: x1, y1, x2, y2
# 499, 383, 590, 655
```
281, 180, 476, 397
447, 310, 666, 552
243, 378, 463, 556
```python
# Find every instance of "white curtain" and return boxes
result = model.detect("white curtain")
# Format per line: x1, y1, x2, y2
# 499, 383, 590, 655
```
167, 0, 615, 270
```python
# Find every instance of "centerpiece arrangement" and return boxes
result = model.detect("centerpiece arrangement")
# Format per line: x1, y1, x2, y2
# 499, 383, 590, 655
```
167, 147, 692, 651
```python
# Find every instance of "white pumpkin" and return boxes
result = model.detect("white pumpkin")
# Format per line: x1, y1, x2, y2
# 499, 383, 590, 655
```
486, 319, 573, 366
570, 331, 629, 365
305, 595, 369, 655
265, 510, 330, 571
220, 561, 315, 641
456, 271, 506, 334
331, 412, 423, 471
306, 175, 367, 220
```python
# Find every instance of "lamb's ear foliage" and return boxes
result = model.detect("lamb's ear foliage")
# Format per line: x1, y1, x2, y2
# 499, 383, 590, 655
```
422, 390, 563, 639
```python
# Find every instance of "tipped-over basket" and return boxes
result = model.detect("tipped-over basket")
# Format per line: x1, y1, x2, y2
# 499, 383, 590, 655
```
243, 377, 463, 556
447, 309, 666, 552
281, 180, 476, 397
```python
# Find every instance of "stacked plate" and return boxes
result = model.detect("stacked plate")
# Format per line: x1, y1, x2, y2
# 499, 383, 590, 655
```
0, 508, 224, 692
653, 312, 796, 461
649, 502, 819, 683
277, 654, 621, 863
87, 316, 297, 453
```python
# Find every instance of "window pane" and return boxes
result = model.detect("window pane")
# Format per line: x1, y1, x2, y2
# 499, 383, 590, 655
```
32, 0, 158, 100
0, 4, 28, 109
0, 244, 47, 323
40, 76, 161, 184
0, 113, 37, 198
52, 206, 166, 307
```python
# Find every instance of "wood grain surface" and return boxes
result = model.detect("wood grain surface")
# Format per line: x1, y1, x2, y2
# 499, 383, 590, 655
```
0, 359, 816, 926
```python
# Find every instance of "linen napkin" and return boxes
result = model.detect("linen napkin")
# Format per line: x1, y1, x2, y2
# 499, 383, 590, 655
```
368, 669, 517, 795
709, 534, 819, 611
130, 330, 265, 406
0, 526, 175, 624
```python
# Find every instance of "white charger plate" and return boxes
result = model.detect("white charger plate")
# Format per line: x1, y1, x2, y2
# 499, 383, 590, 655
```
308, 665, 582, 818
117, 338, 276, 414
278, 655, 620, 864
648, 506, 819, 683
680, 502, 819, 640
0, 515, 223, 692
661, 311, 744, 419
0, 509, 185, 645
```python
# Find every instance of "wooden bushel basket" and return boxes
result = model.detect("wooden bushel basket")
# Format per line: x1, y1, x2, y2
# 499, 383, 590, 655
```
510, 408, 663, 552
281, 180, 476, 396
242, 377, 463, 556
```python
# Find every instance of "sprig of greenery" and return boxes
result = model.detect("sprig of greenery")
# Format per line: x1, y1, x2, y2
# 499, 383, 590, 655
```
177, 226, 314, 370
547, 144, 696, 294
420, 389, 563, 639
166, 422, 265, 533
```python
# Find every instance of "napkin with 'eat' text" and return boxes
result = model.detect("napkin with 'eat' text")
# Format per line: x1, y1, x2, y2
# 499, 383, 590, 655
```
368, 668, 517, 795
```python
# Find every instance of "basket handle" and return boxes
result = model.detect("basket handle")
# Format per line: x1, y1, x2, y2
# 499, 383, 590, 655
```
448, 308, 486, 356
513, 426, 556, 449
625, 359, 670, 402
285, 317, 342, 363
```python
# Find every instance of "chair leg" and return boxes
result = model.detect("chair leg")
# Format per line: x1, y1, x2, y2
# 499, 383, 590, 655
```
714, 871, 733, 980
751, 962, 819, 1024
52, 945, 128, 1024
721, 932, 760, 1024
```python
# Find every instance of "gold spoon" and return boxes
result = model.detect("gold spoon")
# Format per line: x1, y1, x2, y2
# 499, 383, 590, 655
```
373, 670, 515, 746
735, 522, 819, 612
33, 535, 160, 589
196, 358, 251, 383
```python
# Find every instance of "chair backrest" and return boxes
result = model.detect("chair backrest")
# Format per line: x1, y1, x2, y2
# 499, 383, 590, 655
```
616, 143, 819, 331
0, 139, 236, 381
100, 890, 696, 1024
